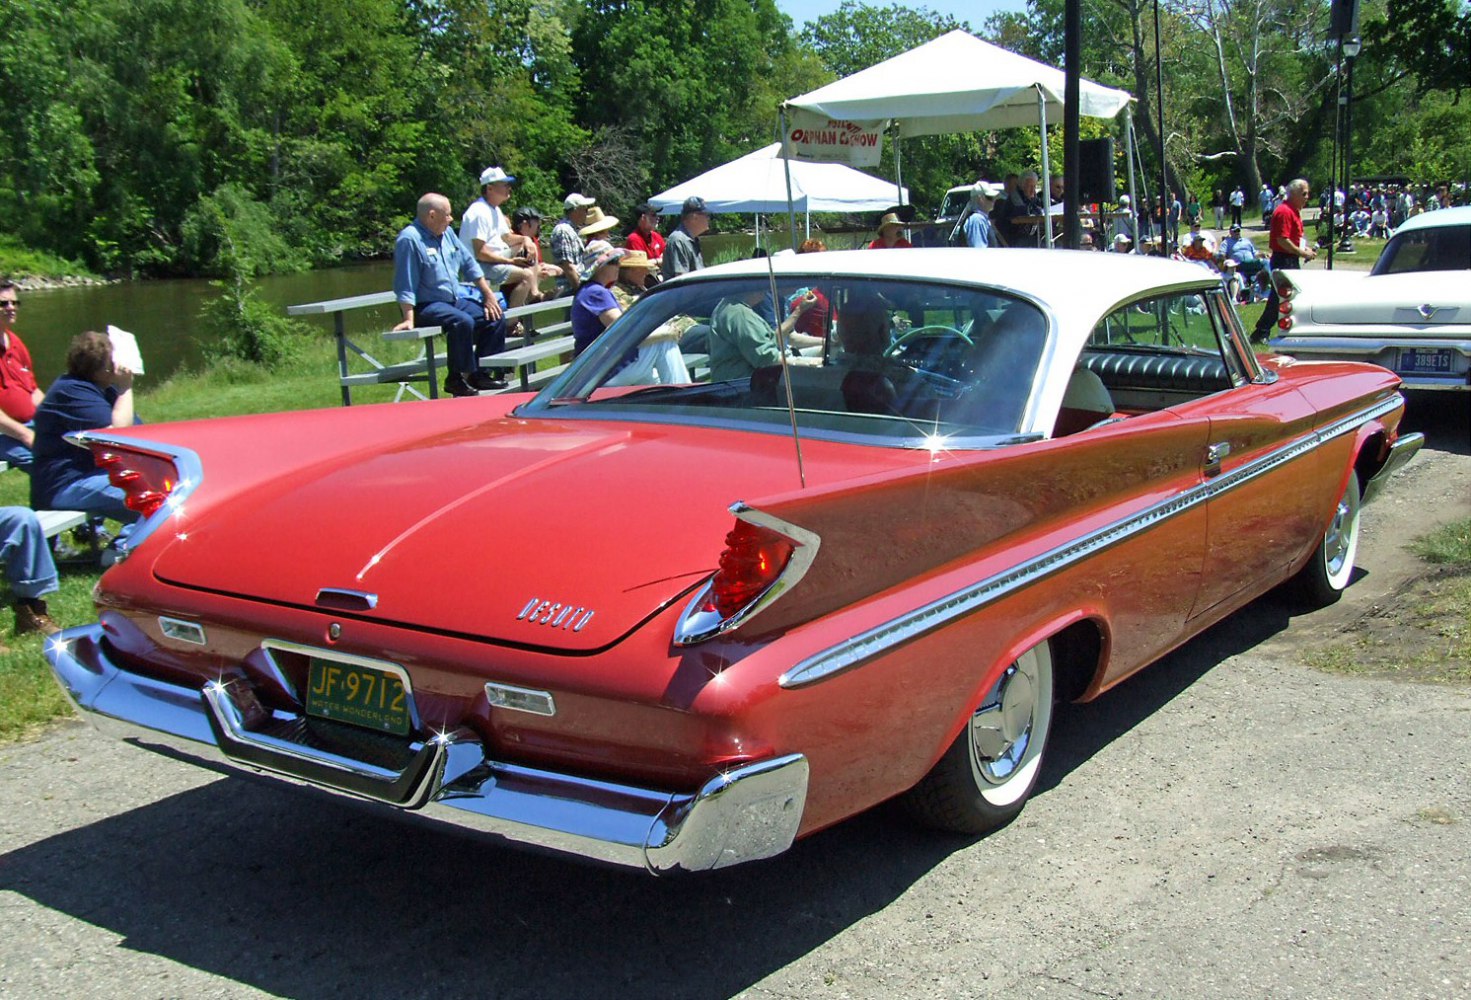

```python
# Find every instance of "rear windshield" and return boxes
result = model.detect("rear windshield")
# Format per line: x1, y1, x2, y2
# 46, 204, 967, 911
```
521, 275, 1051, 449
1372, 223, 1471, 275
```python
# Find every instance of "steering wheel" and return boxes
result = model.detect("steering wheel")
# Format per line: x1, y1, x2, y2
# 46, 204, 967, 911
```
884, 324, 973, 355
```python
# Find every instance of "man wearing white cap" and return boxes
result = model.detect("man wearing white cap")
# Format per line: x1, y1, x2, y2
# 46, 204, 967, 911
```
963, 182, 1004, 248
461, 166, 541, 316
552, 193, 596, 293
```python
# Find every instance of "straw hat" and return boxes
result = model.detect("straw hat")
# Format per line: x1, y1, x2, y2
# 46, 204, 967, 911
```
876, 212, 905, 232
618, 250, 659, 271
579, 206, 620, 237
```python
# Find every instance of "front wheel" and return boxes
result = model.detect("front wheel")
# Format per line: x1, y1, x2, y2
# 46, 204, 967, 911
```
904, 641, 1055, 835
1290, 471, 1361, 606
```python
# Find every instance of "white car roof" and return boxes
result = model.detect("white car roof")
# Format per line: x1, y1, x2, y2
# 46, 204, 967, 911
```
1394, 204, 1471, 236
681, 247, 1219, 341
669, 248, 1225, 437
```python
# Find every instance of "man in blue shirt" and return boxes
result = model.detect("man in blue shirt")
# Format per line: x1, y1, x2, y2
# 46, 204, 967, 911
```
963, 182, 1004, 248
393, 192, 507, 396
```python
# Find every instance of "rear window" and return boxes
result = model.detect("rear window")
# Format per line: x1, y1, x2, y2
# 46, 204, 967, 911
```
1372, 223, 1471, 275
522, 275, 1051, 448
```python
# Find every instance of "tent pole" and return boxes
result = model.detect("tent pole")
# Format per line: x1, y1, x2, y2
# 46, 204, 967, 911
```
1125, 108, 1141, 253
894, 126, 905, 204
1038, 88, 1054, 247
779, 106, 800, 251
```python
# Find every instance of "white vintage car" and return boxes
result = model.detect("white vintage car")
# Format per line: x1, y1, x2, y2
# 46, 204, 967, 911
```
1268, 205, 1471, 391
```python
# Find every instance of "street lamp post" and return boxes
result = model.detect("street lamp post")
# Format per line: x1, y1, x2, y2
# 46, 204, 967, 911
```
1338, 36, 1362, 254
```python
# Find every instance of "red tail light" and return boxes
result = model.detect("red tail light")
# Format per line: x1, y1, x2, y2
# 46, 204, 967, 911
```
709, 520, 794, 618
93, 447, 180, 518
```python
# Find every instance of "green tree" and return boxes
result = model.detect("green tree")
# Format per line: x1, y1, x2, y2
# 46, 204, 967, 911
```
570, 0, 828, 208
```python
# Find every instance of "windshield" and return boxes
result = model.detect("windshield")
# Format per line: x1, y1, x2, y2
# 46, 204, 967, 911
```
521, 275, 1050, 448
937, 190, 971, 220
1372, 223, 1470, 275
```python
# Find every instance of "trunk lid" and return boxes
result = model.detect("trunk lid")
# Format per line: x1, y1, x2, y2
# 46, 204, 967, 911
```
1304, 272, 1466, 327
150, 416, 917, 651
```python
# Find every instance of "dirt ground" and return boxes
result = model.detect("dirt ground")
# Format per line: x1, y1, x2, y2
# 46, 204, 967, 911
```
1275, 391, 1471, 681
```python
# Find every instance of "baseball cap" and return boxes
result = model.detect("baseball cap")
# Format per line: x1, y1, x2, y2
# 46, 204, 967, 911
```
563, 193, 596, 211
479, 166, 515, 186
681, 196, 709, 216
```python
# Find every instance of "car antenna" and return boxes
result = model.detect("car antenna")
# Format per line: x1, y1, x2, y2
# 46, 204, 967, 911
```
765, 250, 807, 489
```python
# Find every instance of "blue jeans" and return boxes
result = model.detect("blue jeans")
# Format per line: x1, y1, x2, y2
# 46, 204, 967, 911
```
0, 506, 58, 600
48, 474, 141, 525
416, 297, 506, 375
0, 426, 34, 472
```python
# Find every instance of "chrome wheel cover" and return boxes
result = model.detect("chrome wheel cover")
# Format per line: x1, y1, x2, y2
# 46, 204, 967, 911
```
1323, 475, 1361, 590
968, 644, 1054, 806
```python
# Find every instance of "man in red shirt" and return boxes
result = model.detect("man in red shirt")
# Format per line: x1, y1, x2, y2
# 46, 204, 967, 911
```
0, 281, 43, 471
624, 203, 666, 263
1252, 178, 1317, 342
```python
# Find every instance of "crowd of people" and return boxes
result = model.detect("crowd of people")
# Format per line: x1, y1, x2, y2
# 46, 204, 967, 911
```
393, 165, 721, 397
0, 280, 141, 647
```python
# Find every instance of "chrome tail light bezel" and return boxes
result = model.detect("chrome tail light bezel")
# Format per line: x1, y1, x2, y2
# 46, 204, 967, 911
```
673, 503, 821, 647
65, 431, 203, 562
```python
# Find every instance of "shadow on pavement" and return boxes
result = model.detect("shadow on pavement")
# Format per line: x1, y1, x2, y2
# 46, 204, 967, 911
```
0, 586, 1318, 999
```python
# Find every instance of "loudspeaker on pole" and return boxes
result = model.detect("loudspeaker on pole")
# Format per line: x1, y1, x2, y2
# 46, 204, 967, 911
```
1078, 138, 1116, 202
1329, 0, 1360, 40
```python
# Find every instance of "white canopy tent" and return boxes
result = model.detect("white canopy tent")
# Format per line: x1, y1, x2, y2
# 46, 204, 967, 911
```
781, 30, 1137, 246
648, 142, 907, 244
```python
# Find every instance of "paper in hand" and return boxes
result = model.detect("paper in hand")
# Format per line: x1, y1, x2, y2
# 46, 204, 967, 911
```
106, 324, 145, 376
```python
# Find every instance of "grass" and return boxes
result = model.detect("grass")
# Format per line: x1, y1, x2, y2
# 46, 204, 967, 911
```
1304, 516, 1471, 686
1412, 519, 1471, 566
0, 335, 410, 741
0, 234, 98, 282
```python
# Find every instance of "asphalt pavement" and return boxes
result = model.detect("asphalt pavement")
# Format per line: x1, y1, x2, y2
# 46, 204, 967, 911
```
1, 397, 1467, 1000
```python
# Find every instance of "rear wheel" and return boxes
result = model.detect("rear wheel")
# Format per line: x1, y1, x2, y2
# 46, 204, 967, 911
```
904, 642, 1055, 835
1291, 471, 1361, 606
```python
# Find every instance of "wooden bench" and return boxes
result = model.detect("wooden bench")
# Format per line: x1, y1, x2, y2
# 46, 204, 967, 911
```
286, 291, 575, 405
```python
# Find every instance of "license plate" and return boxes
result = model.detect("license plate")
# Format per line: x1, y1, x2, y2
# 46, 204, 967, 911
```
1398, 348, 1454, 374
305, 657, 411, 735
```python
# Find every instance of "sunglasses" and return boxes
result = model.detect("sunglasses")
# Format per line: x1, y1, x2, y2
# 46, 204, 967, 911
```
0, 299, 17, 308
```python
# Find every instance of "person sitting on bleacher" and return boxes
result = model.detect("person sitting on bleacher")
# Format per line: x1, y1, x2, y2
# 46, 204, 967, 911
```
571, 241, 627, 357
392, 192, 507, 397
30, 330, 142, 530
0, 505, 61, 645
0, 280, 43, 472
460, 167, 543, 328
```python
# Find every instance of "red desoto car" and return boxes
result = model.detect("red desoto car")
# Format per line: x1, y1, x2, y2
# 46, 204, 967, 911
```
47, 250, 1422, 873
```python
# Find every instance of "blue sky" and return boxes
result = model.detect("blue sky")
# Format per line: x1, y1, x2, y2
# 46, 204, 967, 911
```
774, 0, 1027, 32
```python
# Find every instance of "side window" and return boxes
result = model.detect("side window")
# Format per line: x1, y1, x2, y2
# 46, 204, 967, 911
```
1088, 290, 1226, 354
1078, 290, 1236, 415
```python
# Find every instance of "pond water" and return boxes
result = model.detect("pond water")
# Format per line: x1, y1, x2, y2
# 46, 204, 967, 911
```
13, 228, 878, 386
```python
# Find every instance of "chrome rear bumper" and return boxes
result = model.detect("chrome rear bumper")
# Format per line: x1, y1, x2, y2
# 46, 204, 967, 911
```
1362, 431, 1425, 507
45, 626, 808, 874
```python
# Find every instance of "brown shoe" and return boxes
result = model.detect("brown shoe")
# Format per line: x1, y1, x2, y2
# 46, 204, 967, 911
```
15, 599, 60, 637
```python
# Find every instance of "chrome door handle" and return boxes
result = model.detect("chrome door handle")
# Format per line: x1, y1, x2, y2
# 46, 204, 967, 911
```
1205, 442, 1230, 477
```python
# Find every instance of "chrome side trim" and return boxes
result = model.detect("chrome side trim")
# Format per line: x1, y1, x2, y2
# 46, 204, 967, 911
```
46, 626, 808, 874
1361, 432, 1425, 507
780, 395, 1406, 688
61, 432, 203, 563
673, 501, 823, 646
1268, 335, 1471, 354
